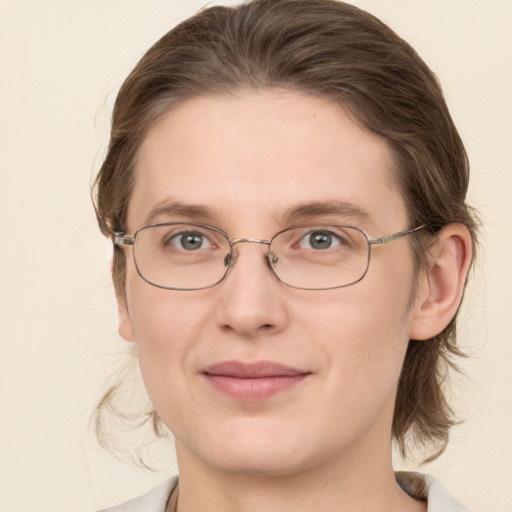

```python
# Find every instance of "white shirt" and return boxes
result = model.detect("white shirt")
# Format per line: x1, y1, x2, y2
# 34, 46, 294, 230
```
95, 472, 471, 512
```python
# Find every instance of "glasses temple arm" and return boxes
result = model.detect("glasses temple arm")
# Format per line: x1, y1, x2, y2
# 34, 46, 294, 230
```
114, 232, 135, 246
368, 225, 425, 245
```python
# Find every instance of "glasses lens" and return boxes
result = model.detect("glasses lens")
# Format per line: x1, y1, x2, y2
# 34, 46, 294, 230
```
133, 224, 231, 290
269, 226, 370, 289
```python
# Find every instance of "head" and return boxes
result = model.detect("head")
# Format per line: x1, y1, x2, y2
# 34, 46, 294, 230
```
93, 0, 478, 464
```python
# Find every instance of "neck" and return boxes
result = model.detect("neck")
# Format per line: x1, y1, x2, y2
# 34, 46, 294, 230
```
170, 440, 426, 512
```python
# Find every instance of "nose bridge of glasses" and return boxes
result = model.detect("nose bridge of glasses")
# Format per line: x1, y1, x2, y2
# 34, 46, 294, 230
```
224, 238, 274, 270
230, 238, 271, 247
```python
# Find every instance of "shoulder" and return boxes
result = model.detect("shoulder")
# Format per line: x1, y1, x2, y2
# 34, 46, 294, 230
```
93, 476, 178, 512
396, 471, 472, 512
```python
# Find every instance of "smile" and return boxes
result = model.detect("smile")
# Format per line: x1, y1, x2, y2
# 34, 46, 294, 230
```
202, 361, 310, 400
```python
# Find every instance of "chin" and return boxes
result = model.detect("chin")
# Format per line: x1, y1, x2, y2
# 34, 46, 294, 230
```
202, 448, 311, 477
178, 419, 339, 478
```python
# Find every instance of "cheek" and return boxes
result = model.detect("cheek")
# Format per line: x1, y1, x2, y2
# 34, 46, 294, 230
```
298, 265, 414, 393
124, 278, 209, 404
130, 293, 207, 361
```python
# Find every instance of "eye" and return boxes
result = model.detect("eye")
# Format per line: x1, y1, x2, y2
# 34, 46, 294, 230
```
166, 230, 213, 251
299, 230, 342, 250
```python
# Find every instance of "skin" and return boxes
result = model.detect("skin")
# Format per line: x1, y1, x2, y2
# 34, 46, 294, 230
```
117, 89, 471, 512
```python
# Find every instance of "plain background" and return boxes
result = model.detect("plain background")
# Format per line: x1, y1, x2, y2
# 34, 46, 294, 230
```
1, 1, 511, 511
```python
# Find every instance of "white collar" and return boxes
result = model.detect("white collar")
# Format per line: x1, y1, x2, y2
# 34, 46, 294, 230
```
97, 472, 471, 512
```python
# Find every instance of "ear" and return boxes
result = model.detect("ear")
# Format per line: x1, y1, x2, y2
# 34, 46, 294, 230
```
409, 223, 472, 340
116, 294, 134, 342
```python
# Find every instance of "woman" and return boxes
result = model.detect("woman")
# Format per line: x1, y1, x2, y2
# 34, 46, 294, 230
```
92, 0, 478, 510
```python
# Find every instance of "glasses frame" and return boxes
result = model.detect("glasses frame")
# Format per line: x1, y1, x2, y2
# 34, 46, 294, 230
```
115, 223, 425, 291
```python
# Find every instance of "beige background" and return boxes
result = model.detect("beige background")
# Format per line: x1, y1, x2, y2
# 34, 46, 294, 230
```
0, 1, 511, 511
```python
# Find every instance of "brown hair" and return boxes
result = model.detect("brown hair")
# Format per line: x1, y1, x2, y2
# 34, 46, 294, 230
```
93, 0, 478, 461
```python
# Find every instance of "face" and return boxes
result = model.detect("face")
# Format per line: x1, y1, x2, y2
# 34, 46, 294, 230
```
119, 90, 422, 477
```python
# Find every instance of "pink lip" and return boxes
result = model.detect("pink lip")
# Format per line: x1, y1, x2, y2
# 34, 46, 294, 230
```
202, 361, 310, 400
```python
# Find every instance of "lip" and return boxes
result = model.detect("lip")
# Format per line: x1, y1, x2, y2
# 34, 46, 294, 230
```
202, 360, 310, 400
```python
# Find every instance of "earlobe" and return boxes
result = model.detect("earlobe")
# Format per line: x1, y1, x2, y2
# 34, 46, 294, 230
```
409, 224, 472, 340
117, 295, 135, 342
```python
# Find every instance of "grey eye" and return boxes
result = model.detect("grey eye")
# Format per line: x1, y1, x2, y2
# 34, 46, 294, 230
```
166, 231, 211, 251
180, 233, 204, 250
300, 230, 341, 250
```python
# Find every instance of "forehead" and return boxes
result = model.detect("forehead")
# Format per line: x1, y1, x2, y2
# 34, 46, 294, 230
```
130, 89, 407, 233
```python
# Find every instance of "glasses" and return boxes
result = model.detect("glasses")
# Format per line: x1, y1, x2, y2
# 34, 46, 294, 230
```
115, 223, 425, 291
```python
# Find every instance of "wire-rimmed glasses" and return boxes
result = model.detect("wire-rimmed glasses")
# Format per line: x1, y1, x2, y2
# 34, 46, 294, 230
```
114, 223, 424, 291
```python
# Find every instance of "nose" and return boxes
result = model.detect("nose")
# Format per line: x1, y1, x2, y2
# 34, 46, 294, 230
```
215, 241, 289, 338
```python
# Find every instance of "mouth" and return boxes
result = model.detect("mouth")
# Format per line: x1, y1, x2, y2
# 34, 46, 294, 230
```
202, 360, 310, 400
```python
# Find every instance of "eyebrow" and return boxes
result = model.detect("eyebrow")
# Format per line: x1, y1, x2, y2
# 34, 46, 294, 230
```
144, 200, 214, 225
143, 198, 372, 229
281, 200, 371, 225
